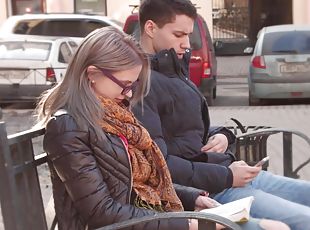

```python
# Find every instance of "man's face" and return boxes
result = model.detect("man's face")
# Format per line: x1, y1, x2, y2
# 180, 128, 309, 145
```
152, 14, 194, 59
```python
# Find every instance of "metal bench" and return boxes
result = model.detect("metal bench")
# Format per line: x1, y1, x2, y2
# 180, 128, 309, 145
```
0, 121, 240, 230
229, 124, 310, 178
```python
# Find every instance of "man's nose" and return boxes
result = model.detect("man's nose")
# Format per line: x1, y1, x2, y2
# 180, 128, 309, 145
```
181, 36, 191, 49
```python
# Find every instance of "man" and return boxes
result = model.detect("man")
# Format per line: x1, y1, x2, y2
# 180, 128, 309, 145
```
133, 0, 310, 229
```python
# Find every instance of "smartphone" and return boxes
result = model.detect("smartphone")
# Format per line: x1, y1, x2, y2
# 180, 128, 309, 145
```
254, 156, 270, 167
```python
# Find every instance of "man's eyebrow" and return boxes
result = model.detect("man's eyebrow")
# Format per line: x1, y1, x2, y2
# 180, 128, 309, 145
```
173, 30, 191, 35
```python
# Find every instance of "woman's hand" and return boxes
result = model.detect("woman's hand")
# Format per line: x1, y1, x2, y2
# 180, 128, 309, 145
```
201, 134, 228, 153
194, 195, 222, 211
190, 196, 225, 230
188, 219, 225, 230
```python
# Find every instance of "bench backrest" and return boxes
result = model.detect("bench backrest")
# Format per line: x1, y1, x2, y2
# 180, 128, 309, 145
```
0, 122, 47, 230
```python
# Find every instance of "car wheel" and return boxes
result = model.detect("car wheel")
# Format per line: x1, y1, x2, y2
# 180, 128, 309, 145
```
206, 96, 214, 106
213, 86, 217, 99
248, 92, 260, 106
206, 89, 214, 106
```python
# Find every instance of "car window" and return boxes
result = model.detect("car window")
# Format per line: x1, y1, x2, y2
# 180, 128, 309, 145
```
262, 30, 310, 55
0, 41, 51, 60
124, 20, 140, 40
189, 20, 202, 50
59, 43, 72, 63
13, 19, 109, 37
68, 41, 78, 53
202, 19, 214, 52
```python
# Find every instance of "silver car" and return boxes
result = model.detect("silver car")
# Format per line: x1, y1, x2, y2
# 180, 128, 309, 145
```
248, 24, 310, 105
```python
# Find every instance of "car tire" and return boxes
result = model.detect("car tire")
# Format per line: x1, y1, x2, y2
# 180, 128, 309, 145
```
207, 96, 214, 106
213, 86, 217, 99
249, 92, 260, 106
206, 89, 215, 106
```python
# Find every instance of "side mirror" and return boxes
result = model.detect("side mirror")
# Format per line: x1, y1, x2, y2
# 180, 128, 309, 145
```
244, 47, 254, 54
214, 40, 224, 50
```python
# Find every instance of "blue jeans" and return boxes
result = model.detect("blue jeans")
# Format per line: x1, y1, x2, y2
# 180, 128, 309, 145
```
213, 171, 310, 230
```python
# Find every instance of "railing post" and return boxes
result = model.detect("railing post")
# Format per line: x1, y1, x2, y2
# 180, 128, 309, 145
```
0, 122, 19, 230
283, 132, 293, 177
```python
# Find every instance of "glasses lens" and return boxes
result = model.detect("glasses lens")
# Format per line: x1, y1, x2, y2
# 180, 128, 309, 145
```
121, 80, 139, 95
121, 87, 131, 95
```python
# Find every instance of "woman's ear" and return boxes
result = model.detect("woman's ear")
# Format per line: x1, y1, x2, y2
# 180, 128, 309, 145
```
86, 65, 98, 81
87, 65, 97, 74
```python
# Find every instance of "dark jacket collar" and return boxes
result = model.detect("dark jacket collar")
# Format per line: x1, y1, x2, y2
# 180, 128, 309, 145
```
150, 48, 191, 78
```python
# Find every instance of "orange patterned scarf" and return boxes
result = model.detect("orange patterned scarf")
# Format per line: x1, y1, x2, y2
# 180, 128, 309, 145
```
99, 97, 183, 212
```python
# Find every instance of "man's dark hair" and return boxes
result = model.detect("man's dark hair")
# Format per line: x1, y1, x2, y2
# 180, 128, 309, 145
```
139, 0, 197, 30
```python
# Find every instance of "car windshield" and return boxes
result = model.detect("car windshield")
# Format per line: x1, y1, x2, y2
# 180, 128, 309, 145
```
0, 41, 51, 60
13, 19, 109, 37
189, 20, 202, 50
262, 30, 310, 55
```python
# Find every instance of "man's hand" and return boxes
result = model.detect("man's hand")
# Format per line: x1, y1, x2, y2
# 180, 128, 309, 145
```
201, 134, 228, 153
194, 195, 222, 211
229, 161, 261, 187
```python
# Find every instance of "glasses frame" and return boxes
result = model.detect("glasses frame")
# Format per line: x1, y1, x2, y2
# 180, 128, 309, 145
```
98, 67, 139, 95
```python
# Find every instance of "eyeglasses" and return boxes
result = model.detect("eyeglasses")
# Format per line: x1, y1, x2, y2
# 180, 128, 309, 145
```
98, 67, 139, 95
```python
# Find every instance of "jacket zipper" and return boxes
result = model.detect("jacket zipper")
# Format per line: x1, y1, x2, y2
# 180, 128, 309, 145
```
177, 67, 210, 143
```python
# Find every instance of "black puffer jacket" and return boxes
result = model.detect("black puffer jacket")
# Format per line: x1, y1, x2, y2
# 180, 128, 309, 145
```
44, 112, 202, 230
133, 49, 236, 194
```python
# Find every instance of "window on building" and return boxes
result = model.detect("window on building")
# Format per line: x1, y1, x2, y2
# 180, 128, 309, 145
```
11, 0, 43, 15
75, 0, 106, 15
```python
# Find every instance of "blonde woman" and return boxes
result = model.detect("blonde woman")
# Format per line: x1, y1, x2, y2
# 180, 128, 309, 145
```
36, 27, 288, 230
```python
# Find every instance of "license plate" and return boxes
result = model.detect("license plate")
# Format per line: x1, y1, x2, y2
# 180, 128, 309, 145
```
280, 64, 310, 73
0, 70, 29, 79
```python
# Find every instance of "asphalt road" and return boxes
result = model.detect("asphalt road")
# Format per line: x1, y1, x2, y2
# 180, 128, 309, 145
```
214, 75, 310, 107
212, 75, 310, 180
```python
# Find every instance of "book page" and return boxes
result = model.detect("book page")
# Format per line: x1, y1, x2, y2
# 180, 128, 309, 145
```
200, 196, 254, 223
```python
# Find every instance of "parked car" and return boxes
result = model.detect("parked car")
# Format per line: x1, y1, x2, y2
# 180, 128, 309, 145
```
0, 13, 122, 43
0, 36, 78, 103
248, 24, 310, 105
123, 13, 217, 105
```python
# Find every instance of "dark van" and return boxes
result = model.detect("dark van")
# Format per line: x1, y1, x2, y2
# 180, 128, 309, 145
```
123, 13, 217, 105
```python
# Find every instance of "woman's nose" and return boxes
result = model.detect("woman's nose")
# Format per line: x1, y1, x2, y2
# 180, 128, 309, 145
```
125, 89, 133, 98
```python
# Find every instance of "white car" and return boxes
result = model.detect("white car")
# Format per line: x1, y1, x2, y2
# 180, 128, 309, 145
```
0, 13, 123, 43
0, 36, 78, 103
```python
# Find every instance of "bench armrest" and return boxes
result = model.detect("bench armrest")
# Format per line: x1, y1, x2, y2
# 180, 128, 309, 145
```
95, 211, 241, 230
235, 127, 310, 178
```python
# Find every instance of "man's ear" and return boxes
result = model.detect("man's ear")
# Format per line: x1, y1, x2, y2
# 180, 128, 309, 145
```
144, 20, 157, 38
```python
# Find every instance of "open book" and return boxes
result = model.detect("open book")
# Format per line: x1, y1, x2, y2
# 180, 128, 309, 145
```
200, 196, 254, 223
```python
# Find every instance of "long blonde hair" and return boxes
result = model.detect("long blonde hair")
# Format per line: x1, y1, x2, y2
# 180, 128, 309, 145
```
36, 27, 150, 135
